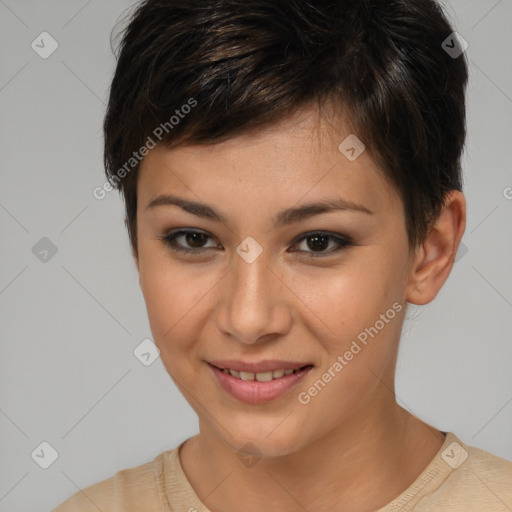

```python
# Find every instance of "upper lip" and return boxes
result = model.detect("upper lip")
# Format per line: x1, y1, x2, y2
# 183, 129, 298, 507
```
208, 360, 313, 373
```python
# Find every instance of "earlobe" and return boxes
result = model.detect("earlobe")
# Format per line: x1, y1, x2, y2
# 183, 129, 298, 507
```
406, 190, 466, 305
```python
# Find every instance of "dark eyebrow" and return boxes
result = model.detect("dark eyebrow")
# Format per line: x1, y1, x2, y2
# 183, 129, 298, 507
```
145, 194, 373, 227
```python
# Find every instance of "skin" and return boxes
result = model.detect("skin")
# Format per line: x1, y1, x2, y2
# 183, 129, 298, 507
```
134, 105, 466, 512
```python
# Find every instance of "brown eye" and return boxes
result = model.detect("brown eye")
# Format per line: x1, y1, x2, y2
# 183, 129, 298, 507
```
158, 229, 353, 258
291, 231, 353, 258
182, 232, 208, 248
159, 229, 218, 254
306, 233, 330, 252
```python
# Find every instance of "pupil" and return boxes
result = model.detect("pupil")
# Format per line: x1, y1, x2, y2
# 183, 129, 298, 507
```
308, 234, 328, 252
187, 232, 206, 247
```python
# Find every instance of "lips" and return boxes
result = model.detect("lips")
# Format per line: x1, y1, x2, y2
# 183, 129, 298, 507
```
208, 362, 314, 404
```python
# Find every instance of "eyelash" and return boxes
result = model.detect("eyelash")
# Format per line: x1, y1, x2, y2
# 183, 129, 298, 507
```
158, 229, 354, 258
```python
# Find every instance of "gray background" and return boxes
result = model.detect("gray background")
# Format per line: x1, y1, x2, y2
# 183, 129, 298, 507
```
1, 1, 511, 511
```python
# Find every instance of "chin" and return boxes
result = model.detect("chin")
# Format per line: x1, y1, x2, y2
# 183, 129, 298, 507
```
216, 421, 309, 459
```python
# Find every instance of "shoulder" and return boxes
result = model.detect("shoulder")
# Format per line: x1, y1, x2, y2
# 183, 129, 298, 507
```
460, 441, 512, 492
380, 433, 512, 511
426, 435, 512, 510
50, 450, 173, 512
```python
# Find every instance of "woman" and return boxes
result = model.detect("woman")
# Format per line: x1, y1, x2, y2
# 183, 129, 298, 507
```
53, 0, 512, 510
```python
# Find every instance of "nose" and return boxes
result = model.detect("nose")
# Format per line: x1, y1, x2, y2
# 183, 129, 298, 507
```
215, 250, 293, 345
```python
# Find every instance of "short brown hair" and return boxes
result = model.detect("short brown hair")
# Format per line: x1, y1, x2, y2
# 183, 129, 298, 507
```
103, 0, 468, 257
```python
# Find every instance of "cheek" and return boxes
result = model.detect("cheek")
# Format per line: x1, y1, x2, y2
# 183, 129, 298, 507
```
289, 252, 407, 383
138, 253, 207, 351
290, 256, 403, 336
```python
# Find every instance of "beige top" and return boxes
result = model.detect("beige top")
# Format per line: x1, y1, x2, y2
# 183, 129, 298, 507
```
51, 432, 512, 511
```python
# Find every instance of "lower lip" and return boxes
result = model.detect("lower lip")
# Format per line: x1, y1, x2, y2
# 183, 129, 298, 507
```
207, 363, 314, 405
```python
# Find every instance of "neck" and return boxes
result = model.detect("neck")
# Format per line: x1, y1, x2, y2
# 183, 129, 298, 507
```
180, 398, 445, 512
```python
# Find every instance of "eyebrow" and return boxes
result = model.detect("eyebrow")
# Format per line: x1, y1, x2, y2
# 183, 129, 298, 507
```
145, 193, 374, 227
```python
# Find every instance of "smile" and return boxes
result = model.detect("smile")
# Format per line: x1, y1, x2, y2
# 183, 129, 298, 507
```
213, 365, 310, 382
207, 362, 314, 404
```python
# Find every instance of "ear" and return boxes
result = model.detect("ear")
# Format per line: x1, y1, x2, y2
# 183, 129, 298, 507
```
406, 190, 466, 305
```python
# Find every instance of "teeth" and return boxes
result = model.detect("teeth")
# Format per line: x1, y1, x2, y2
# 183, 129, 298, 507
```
256, 371, 273, 382
222, 367, 306, 381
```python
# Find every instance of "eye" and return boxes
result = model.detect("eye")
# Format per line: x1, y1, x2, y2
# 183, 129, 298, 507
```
159, 229, 219, 255
159, 229, 353, 257
290, 231, 353, 258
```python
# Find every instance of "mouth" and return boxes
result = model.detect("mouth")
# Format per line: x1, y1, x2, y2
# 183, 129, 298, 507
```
206, 361, 315, 404
208, 362, 314, 382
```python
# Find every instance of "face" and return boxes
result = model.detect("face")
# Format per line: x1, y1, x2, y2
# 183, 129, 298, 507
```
135, 106, 416, 457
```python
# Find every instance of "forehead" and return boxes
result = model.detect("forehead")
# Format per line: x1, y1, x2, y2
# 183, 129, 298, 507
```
137, 107, 399, 221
